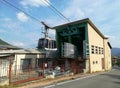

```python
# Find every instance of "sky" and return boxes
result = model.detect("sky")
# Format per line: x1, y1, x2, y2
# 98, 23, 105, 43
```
0, 0, 120, 48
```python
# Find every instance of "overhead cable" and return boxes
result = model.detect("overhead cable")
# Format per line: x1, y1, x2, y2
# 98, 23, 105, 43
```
1, 0, 41, 23
42, 0, 71, 22
1, 0, 71, 24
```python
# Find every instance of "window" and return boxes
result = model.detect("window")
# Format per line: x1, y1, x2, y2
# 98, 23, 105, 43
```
21, 58, 31, 70
99, 47, 101, 54
95, 46, 98, 54
91, 45, 94, 54
102, 48, 104, 54
91, 45, 104, 54
96, 61, 98, 64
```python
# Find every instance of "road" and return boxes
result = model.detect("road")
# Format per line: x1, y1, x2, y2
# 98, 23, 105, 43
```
42, 68, 120, 88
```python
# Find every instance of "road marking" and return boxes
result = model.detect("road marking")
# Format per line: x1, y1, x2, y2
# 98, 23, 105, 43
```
43, 71, 112, 88
44, 84, 55, 88
43, 74, 98, 88
57, 75, 97, 85
112, 69, 116, 71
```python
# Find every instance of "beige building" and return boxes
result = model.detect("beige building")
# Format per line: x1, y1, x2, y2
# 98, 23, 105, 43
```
0, 49, 46, 85
0, 49, 45, 76
53, 18, 112, 73
88, 20, 112, 72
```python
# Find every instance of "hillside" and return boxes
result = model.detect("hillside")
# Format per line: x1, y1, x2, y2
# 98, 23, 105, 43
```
0, 38, 21, 50
111, 48, 120, 57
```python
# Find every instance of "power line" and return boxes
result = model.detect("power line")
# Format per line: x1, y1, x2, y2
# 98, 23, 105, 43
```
1, 0, 70, 24
42, 0, 71, 22
44, 0, 70, 22
1, 0, 41, 23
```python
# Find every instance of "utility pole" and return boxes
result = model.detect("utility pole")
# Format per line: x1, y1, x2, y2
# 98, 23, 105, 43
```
41, 21, 50, 39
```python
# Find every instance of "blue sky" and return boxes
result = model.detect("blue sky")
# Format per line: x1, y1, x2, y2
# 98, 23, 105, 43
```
0, 0, 120, 48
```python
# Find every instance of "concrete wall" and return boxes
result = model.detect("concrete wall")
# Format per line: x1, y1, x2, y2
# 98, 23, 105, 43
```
88, 23, 104, 73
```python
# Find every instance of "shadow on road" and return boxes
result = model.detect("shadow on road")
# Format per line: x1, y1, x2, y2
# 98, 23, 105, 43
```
100, 68, 120, 85
101, 73, 120, 79
113, 81, 120, 84
113, 66, 120, 70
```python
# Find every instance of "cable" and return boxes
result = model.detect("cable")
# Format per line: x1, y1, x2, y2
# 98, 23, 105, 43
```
1, 0, 41, 23
44, 0, 70, 22
42, 0, 71, 22
1, 0, 71, 24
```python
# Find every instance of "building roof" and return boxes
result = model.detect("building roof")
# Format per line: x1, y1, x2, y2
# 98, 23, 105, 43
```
0, 49, 45, 54
108, 42, 112, 49
0, 39, 21, 50
52, 18, 108, 39
0, 54, 12, 57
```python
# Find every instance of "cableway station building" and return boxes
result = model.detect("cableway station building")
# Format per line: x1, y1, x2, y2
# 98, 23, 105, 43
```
0, 18, 112, 85
52, 18, 112, 73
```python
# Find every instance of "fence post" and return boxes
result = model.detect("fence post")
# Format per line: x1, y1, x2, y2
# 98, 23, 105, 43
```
9, 58, 12, 84
42, 63, 45, 78
28, 64, 31, 78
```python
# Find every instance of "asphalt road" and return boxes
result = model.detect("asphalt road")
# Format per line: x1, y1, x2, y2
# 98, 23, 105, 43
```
42, 68, 120, 88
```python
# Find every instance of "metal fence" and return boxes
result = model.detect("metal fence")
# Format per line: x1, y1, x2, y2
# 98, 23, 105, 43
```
9, 65, 44, 84
0, 65, 9, 85
0, 61, 84, 84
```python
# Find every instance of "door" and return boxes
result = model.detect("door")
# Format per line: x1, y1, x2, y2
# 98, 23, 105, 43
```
101, 58, 105, 69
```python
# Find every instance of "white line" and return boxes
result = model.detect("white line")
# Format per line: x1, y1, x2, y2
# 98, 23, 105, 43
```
44, 84, 55, 88
112, 69, 116, 71
57, 74, 97, 86
74, 75, 97, 81
43, 71, 112, 88
44, 74, 98, 88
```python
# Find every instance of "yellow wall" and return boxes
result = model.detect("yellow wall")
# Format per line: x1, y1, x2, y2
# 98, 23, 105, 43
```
88, 23, 104, 73
87, 23, 112, 73
104, 39, 112, 70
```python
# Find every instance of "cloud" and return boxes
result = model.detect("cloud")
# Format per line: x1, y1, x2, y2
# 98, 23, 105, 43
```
20, 0, 50, 7
0, 17, 19, 31
2, 18, 11, 21
0, 29, 6, 33
12, 41, 26, 47
43, 17, 67, 39
2, 0, 119, 48
106, 35, 120, 48
48, 30, 55, 39
62, 0, 85, 21
12, 41, 36, 48
17, 12, 29, 22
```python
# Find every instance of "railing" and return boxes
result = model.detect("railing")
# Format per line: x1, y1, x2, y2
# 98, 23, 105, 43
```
9, 65, 44, 84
